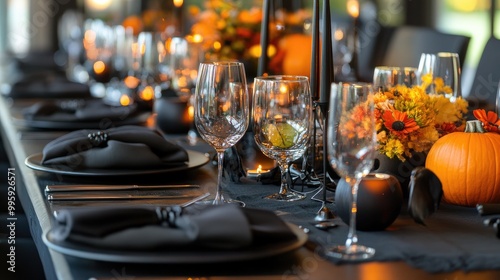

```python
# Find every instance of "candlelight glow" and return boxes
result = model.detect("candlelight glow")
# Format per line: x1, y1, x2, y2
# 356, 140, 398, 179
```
93, 60, 106, 74
279, 84, 288, 94
120, 94, 132, 106
248, 45, 277, 58
123, 76, 140, 89
256, 165, 263, 173
173, 0, 183, 8
188, 104, 194, 121
347, 0, 360, 18
192, 34, 203, 43
139, 86, 154, 101
334, 29, 345, 41
85, 0, 112, 11
213, 41, 222, 50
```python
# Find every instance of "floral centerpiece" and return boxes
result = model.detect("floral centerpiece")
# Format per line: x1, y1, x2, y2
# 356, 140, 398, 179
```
187, 0, 312, 76
375, 76, 468, 161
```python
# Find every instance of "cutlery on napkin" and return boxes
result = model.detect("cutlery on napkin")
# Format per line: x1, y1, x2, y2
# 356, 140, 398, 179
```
41, 126, 189, 169
45, 185, 203, 201
50, 204, 298, 250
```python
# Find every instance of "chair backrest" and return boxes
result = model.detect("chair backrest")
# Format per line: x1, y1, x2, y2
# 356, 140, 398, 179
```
358, 25, 470, 82
466, 36, 500, 116
381, 26, 470, 69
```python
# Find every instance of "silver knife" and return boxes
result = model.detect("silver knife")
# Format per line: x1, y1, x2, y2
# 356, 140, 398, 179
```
45, 184, 199, 192
47, 192, 198, 201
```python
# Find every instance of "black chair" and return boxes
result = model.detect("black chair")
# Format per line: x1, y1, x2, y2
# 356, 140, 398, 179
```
465, 36, 500, 118
358, 25, 471, 82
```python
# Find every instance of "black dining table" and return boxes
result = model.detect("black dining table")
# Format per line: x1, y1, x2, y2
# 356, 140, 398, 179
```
2, 90, 500, 280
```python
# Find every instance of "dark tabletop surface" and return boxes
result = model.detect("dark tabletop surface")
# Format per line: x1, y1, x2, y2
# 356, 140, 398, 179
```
2, 91, 500, 279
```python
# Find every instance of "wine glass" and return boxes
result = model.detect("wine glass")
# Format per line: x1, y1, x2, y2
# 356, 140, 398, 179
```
373, 66, 418, 91
253, 75, 313, 201
417, 53, 436, 93
326, 82, 377, 260
434, 52, 461, 101
194, 62, 249, 206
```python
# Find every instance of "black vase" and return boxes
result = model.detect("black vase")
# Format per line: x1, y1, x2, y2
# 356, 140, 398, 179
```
154, 96, 191, 134
371, 152, 427, 198
335, 173, 403, 231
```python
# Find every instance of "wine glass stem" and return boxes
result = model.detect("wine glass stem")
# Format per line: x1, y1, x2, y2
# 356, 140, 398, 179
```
214, 150, 226, 205
278, 160, 290, 196
346, 178, 360, 250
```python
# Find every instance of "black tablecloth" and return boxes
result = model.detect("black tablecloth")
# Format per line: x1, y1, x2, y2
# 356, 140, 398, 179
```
225, 182, 500, 273
33, 136, 500, 274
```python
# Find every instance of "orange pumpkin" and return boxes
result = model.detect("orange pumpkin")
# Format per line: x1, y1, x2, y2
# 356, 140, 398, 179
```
279, 34, 312, 77
425, 120, 500, 207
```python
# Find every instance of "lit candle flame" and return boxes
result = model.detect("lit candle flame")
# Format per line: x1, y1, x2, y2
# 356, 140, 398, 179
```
256, 165, 262, 173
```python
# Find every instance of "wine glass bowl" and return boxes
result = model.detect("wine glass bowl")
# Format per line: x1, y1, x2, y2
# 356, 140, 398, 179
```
373, 66, 418, 91
326, 82, 377, 260
434, 52, 462, 101
252, 75, 313, 201
194, 61, 249, 206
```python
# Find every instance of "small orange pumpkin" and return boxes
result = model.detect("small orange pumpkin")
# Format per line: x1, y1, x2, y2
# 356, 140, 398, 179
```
279, 34, 312, 78
425, 120, 500, 207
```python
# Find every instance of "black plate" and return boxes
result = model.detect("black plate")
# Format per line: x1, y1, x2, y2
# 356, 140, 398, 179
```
42, 223, 307, 263
25, 150, 209, 176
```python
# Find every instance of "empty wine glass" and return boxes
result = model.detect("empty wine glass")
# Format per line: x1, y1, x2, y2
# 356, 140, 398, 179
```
326, 82, 377, 260
417, 53, 436, 93
434, 52, 461, 101
194, 62, 249, 206
253, 75, 313, 201
373, 66, 418, 91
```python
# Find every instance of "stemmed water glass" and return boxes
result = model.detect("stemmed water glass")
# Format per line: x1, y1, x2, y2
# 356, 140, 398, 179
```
194, 62, 249, 206
253, 75, 313, 201
326, 82, 377, 260
434, 52, 462, 101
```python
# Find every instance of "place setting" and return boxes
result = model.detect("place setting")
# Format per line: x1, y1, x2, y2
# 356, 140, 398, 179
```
24, 125, 210, 176
41, 193, 308, 263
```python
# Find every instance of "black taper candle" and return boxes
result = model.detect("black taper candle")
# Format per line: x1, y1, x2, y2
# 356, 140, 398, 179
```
350, 10, 360, 81
257, 0, 271, 77
319, 0, 334, 108
310, 0, 320, 101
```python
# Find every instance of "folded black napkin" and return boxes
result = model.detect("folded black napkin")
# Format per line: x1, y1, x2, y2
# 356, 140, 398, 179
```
7, 71, 91, 99
23, 99, 140, 122
41, 126, 188, 169
50, 204, 298, 250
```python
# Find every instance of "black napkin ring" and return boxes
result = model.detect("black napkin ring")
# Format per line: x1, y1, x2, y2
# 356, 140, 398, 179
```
87, 131, 109, 147
156, 206, 183, 227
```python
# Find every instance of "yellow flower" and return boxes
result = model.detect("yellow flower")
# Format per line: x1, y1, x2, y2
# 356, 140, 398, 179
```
369, 79, 468, 161
434, 77, 453, 95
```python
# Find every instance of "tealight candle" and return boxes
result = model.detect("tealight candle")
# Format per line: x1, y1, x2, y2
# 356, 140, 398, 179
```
247, 165, 269, 180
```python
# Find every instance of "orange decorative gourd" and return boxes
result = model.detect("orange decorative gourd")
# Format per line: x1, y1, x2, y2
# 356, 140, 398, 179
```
425, 120, 500, 207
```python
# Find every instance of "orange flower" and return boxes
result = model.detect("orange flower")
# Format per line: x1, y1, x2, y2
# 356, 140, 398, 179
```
382, 110, 419, 137
473, 109, 500, 133
436, 122, 458, 136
